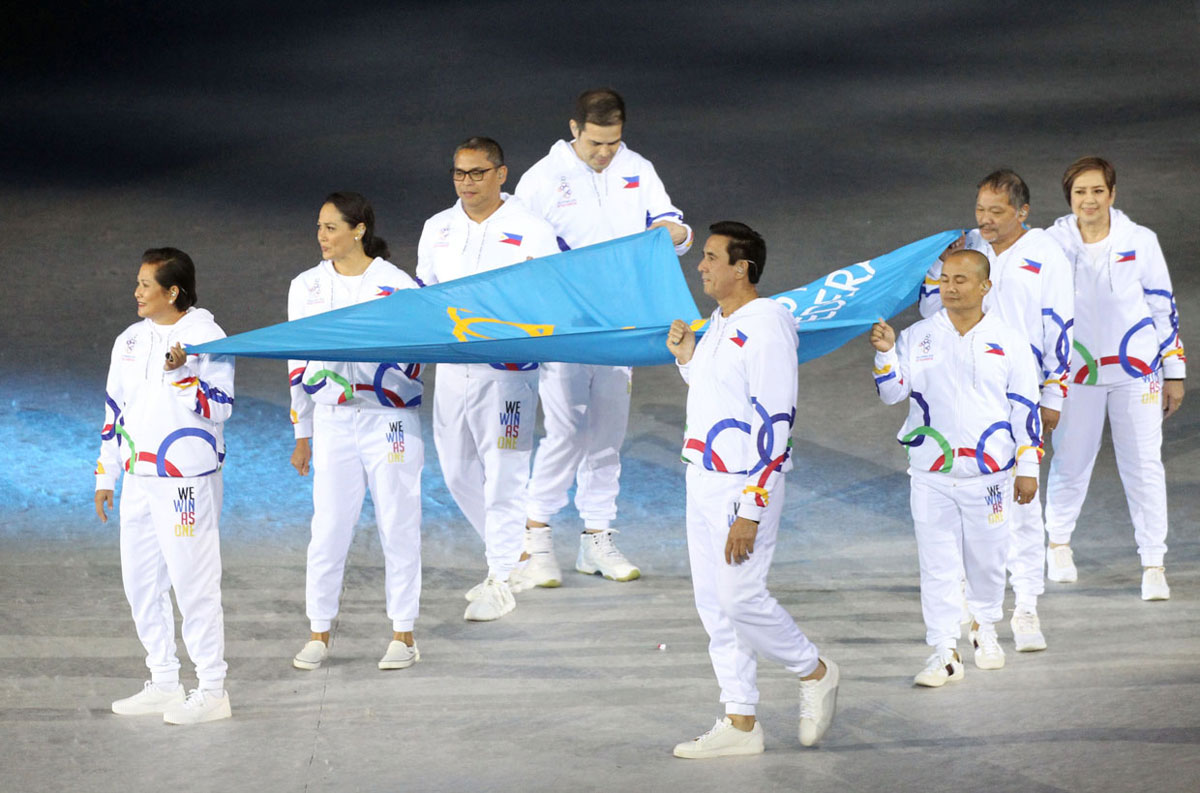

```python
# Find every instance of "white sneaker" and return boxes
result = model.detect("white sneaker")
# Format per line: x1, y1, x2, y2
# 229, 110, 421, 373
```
971, 623, 1005, 670
1047, 544, 1078, 583
163, 688, 231, 725
1010, 606, 1047, 652
523, 526, 562, 587
378, 640, 420, 670
914, 648, 964, 687
1142, 567, 1170, 601
506, 563, 537, 595
673, 717, 764, 759
293, 639, 328, 670
111, 681, 184, 716
798, 657, 839, 747
463, 577, 515, 621
576, 530, 641, 581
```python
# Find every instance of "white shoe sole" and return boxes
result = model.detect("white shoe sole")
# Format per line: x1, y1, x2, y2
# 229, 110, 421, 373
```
379, 647, 420, 670
575, 563, 641, 582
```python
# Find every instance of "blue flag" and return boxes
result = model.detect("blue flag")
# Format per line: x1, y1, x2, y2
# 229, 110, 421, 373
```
191, 228, 961, 366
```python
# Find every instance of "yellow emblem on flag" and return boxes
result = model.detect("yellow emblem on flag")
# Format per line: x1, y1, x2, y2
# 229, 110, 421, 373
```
447, 307, 555, 342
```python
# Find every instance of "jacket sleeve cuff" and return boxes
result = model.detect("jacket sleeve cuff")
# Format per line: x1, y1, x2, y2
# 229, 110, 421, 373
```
1039, 389, 1065, 412
1015, 459, 1040, 479
96, 472, 118, 491
1162, 359, 1186, 380
736, 499, 765, 523
293, 420, 313, 439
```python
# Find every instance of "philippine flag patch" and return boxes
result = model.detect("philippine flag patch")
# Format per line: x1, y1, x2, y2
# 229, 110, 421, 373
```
1116, 250, 1136, 262
622, 176, 640, 189
1019, 259, 1042, 273
500, 232, 523, 246
730, 330, 748, 347
375, 286, 397, 297
984, 343, 1005, 356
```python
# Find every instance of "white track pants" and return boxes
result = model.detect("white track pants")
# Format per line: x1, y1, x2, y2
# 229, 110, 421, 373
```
911, 469, 1011, 649
433, 364, 538, 578
1006, 495, 1045, 604
119, 473, 226, 688
686, 466, 820, 716
1045, 375, 1168, 566
526, 362, 631, 530
307, 404, 423, 633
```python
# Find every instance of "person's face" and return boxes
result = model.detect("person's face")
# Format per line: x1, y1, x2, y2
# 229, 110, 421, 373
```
939, 253, 990, 312
698, 234, 741, 301
135, 263, 177, 323
975, 187, 1026, 246
453, 148, 507, 213
1069, 169, 1116, 223
569, 121, 622, 172
317, 202, 364, 262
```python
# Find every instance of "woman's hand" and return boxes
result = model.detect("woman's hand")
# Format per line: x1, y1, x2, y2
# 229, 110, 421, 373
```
95, 490, 114, 522
164, 343, 188, 372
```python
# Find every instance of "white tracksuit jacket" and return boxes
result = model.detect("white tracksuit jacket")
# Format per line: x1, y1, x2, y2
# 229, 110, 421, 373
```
1046, 208, 1186, 385
514, 139, 693, 255
874, 310, 1043, 478
679, 298, 797, 522
416, 193, 560, 364
920, 229, 1074, 411
96, 308, 235, 487
287, 258, 423, 436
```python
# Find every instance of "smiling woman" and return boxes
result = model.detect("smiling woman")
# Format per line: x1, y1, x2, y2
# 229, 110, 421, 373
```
1043, 156, 1187, 600
96, 247, 235, 726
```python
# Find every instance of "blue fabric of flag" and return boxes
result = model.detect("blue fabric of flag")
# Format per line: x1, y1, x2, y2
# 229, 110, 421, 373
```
191, 228, 962, 366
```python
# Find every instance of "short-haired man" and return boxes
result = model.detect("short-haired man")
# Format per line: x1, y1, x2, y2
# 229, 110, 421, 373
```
417, 137, 559, 621
920, 170, 1073, 652
666, 222, 837, 758
875, 249, 1043, 685
515, 88, 693, 586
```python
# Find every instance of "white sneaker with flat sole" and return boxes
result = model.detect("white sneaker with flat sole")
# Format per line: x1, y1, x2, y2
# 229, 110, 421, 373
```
111, 681, 184, 716
293, 640, 329, 670
378, 641, 420, 670
673, 717, 764, 759
799, 657, 839, 746
914, 648, 964, 687
163, 689, 231, 725
1142, 567, 1170, 601
1047, 544, 1078, 583
1010, 607, 1047, 652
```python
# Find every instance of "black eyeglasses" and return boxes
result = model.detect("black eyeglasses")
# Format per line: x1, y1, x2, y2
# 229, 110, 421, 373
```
451, 167, 495, 182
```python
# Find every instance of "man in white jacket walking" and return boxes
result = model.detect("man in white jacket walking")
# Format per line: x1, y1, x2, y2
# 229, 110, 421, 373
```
874, 249, 1043, 686
417, 137, 559, 621
920, 170, 1073, 652
516, 88, 693, 586
666, 222, 837, 758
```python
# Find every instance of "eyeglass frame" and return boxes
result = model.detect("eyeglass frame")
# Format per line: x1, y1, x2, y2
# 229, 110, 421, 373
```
451, 166, 496, 182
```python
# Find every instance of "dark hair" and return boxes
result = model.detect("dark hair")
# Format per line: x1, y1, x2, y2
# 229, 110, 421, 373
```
323, 191, 390, 260
142, 247, 197, 310
977, 169, 1030, 211
454, 136, 505, 167
572, 88, 625, 128
1061, 156, 1116, 204
709, 221, 767, 284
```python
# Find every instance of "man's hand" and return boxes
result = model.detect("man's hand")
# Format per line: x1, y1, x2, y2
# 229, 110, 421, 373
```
666, 319, 696, 365
725, 516, 759, 565
292, 437, 312, 476
870, 320, 895, 353
938, 233, 966, 262
1039, 406, 1061, 435
1014, 475, 1038, 505
649, 220, 688, 246
95, 489, 114, 522
1164, 379, 1185, 419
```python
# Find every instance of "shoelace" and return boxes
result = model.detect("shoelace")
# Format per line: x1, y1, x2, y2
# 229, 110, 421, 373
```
1012, 611, 1039, 633
695, 719, 728, 742
182, 689, 206, 709
976, 629, 1002, 655
592, 531, 628, 560
799, 679, 824, 719
924, 649, 956, 673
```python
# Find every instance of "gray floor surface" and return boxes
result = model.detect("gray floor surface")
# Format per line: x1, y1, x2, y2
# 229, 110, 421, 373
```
2, 2, 1199, 791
